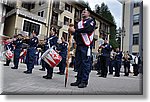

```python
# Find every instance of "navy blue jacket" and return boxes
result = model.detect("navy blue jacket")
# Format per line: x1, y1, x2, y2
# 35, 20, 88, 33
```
73, 18, 96, 46
115, 51, 122, 62
101, 43, 112, 57
13, 39, 23, 49
5, 42, 14, 51
29, 37, 39, 48
57, 42, 68, 58
44, 35, 58, 51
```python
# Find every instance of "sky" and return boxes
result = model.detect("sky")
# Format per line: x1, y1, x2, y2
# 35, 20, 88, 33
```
84, 0, 122, 29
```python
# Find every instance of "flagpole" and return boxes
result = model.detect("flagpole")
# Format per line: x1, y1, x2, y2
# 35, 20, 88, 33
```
65, 24, 74, 87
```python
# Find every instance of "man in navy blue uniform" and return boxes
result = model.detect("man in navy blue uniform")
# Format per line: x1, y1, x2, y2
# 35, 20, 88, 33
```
42, 27, 58, 79
11, 34, 23, 69
4, 38, 14, 66
114, 48, 122, 77
24, 32, 38, 74
99, 39, 112, 78
56, 37, 68, 75
69, 9, 96, 88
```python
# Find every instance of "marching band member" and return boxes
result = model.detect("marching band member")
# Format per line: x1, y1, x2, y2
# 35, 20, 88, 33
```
114, 48, 122, 77
24, 31, 39, 74
38, 39, 46, 71
11, 34, 23, 69
132, 53, 139, 76
42, 27, 58, 79
123, 51, 132, 76
3, 37, 14, 66
99, 39, 112, 78
56, 37, 68, 75
109, 49, 115, 75
69, 9, 96, 88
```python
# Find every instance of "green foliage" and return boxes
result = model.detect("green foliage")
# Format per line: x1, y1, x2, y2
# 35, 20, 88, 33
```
95, 2, 115, 24
78, 0, 91, 10
95, 2, 118, 48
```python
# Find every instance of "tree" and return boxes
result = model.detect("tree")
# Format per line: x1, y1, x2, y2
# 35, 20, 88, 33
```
95, 2, 118, 48
78, 0, 91, 10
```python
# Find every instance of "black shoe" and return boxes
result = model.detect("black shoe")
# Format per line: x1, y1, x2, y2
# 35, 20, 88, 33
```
39, 69, 45, 71
23, 71, 32, 74
43, 75, 48, 78
78, 83, 87, 88
97, 72, 101, 75
43, 76, 52, 79
114, 75, 120, 77
109, 73, 113, 75
70, 81, 80, 86
103, 75, 107, 78
99, 75, 104, 77
56, 72, 61, 74
4, 64, 9, 66
59, 73, 65, 75
133, 74, 138, 76
23, 71, 27, 73
11, 67, 18, 69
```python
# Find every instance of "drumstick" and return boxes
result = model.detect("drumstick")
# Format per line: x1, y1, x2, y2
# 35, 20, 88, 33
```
65, 24, 74, 87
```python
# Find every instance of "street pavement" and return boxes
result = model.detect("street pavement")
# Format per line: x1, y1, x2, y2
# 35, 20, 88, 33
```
0, 61, 142, 95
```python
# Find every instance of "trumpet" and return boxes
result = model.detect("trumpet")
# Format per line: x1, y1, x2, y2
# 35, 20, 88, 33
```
123, 53, 130, 61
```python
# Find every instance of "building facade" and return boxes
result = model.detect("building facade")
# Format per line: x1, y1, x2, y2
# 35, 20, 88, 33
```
119, 0, 143, 58
1, 0, 115, 54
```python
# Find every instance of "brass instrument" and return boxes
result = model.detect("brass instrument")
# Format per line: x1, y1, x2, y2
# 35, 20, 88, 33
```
123, 52, 130, 62
98, 47, 102, 55
110, 52, 116, 60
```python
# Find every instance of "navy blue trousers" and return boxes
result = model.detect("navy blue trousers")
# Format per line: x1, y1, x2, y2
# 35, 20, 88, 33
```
114, 60, 121, 76
59, 57, 67, 73
75, 46, 91, 84
100, 56, 110, 77
25, 48, 36, 72
14, 49, 21, 68
45, 63, 53, 77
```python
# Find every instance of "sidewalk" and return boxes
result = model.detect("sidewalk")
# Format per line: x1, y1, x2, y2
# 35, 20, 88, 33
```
0, 62, 142, 95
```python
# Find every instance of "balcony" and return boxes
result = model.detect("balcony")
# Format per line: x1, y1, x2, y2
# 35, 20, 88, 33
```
51, 20, 63, 29
2, 0, 16, 7
53, 2, 65, 14
6, 8, 46, 24
74, 16, 80, 22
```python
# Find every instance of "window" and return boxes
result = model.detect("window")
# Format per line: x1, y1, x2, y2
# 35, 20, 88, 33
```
93, 40, 96, 49
38, 11, 44, 17
64, 16, 69, 25
133, 34, 139, 45
22, 2, 35, 10
51, 12, 58, 25
70, 19, 72, 24
53, 1, 59, 8
39, 1, 45, 6
62, 32, 68, 41
23, 20, 40, 35
133, 14, 140, 25
75, 9, 80, 18
65, 3, 72, 13
134, 2, 140, 8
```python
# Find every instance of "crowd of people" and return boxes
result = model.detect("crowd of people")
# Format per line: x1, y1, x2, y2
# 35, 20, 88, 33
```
95, 44, 142, 78
2, 9, 142, 89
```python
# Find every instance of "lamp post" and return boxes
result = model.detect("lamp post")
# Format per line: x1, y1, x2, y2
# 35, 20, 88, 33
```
117, 27, 125, 51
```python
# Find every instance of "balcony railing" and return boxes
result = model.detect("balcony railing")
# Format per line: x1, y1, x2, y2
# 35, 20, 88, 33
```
2, 0, 16, 7
53, 2, 65, 13
51, 20, 63, 29
6, 8, 46, 23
